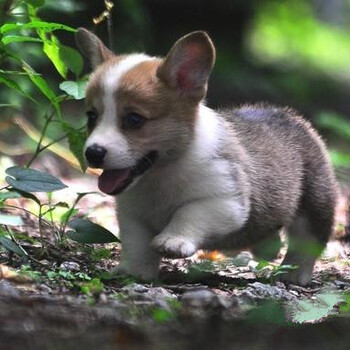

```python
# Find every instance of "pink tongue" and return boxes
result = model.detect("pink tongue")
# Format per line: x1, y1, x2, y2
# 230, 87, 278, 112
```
98, 169, 131, 194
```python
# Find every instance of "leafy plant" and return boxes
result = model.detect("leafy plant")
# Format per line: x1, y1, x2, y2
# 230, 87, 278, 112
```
250, 259, 298, 280
290, 291, 345, 323
0, 1, 119, 257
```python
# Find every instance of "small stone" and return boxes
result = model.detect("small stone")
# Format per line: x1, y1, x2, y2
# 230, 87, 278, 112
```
121, 283, 176, 303
121, 283, 149, 298
242, 282, 296, 302
0, 280, 20, 297
334, 280, 349, 289
231, 251, 253, 267
99, 293, 108, 303
37, 284, 53, 293
182, 289, 217, 307
59, 261, 80, 271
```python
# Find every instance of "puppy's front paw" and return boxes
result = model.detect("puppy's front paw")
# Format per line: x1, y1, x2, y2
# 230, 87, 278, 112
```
151, 235, 197, 258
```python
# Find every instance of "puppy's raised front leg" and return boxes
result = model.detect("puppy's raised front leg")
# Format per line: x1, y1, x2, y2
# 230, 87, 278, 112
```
151, 197, 248, 258
114, 218, 160, 281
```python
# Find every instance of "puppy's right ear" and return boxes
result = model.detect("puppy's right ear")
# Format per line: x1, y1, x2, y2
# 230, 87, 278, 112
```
75, 28, 113, 69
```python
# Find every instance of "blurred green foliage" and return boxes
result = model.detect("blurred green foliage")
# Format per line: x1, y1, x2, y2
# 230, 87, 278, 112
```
248, 0, 350, 79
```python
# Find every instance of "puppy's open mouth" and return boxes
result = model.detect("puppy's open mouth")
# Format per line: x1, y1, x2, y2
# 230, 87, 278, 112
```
98, 151, 158, 195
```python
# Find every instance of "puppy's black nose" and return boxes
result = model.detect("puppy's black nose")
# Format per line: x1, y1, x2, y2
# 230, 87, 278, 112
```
85, 144, 107, 168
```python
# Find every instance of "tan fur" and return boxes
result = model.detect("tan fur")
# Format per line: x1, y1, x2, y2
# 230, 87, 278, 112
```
76, 29, 338, 286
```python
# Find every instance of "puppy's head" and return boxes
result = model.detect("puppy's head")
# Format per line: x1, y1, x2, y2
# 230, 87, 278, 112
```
76, 28, 215, 195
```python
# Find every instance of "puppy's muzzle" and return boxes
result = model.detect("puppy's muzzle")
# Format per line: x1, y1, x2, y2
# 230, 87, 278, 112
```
85, 144, 107, 168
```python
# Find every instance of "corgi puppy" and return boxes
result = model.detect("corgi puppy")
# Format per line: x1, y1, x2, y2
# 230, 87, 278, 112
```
76, 28, 337, 286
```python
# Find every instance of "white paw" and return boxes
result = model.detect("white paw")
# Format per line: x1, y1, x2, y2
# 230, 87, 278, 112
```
151, 235, 197, 258
277, 267, 313, 286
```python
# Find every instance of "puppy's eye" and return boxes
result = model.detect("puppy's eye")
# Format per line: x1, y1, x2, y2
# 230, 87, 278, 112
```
86, 110, 98, 130
122, 112, 147, 130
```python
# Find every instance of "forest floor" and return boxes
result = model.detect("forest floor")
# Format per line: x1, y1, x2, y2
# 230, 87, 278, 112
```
1, 165, 350, 350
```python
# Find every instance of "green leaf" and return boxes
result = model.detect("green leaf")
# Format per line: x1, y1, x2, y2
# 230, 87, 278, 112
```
63, 123, 87, 171
0, 214, 23, 226
60, 208, 79, 225
152, 308, 174, 323
67, 218, 120, 244
43, 35, 67, 78
59, 80, 87, 100
0, 104, 19, 109
5, 166, 67, 193
291, 292, 344, 323
1, 35, 42, 45
0, 191, 22, 201
59, 45, 83, 77
80, 277, 103, 295
340, 293, 350, 314
0, 236, 27, 256
0, 21, 76, 34
22, 62, 60, 116
0, 74, 36, 103
10, 189, 41, 205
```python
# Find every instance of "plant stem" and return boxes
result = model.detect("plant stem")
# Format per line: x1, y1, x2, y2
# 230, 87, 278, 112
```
26, 112, 54, 167
4, 204, 52, 227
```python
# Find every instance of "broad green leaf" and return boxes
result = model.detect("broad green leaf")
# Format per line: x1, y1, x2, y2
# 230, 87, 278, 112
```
63, 123, 87, 171
0, 214, 23, 226
59, 45, 83, 77
292, 292, 344, 323
0, 74, 36, 103
0, 21, 76, 34
43, 35, 67, 78
0, 236, 27, 256
67, 218, 120, 243
59, 80, 87, 100
2, 35, 42, 45
5, 166, 67, 193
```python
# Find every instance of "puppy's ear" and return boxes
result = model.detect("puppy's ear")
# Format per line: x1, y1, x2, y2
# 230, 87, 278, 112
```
157, 31, 215, 100
75, 28, 113, 69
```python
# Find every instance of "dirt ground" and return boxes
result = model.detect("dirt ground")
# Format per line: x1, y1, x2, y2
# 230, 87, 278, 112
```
1, 164, 350, 350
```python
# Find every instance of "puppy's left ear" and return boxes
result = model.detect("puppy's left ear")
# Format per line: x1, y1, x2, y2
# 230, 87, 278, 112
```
75, 28, 114, 70
157, 31, 215, 100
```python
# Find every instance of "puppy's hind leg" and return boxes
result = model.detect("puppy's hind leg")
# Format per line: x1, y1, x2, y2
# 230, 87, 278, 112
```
280, 216, 321, 285
281, 198, 335, 286
280, 141, 337, 286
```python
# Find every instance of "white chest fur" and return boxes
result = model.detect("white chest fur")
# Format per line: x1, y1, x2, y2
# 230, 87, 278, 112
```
117, 105, 249, 233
